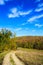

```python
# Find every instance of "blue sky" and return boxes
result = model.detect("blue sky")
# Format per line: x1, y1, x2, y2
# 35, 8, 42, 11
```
0, 0, 43, 36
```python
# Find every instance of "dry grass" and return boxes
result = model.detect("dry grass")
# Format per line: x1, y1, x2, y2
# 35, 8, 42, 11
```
16, 48, 43, 65
10, 55, 16, 65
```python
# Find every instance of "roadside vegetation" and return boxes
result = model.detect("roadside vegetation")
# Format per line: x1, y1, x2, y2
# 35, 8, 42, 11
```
0, 29, 43, 65
0, 51, 9, 65
16, 48, 43, 65
0, 29, 17, 65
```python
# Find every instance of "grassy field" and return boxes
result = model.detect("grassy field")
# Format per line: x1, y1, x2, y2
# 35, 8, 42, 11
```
0, 51, 9, 65
16, 48, 43, 65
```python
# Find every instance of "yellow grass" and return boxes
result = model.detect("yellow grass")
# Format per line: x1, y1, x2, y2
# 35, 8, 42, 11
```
16, 48, 43, 65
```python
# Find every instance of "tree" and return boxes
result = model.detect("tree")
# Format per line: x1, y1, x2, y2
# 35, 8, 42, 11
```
0, 29, 17, 52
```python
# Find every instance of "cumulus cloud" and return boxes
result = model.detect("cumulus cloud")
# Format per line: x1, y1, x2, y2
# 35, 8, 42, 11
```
0, 0, 8, 5
8, 8, 19, 18
8, 8, 32, 18
28, 14, 43, 23
35, 24, 43, 28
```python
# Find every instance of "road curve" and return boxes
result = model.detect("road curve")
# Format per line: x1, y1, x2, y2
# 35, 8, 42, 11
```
2, 51, 25, 65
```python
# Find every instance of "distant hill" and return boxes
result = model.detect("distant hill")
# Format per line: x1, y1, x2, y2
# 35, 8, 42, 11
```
15, 36, 43, 43
13, 36, 43, 50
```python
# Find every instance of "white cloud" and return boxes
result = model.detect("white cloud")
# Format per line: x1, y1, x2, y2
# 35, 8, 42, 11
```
0, 28, 2, 31
28, 14, 43, 23
8, 8, 19, 18
35, 8, 43, 12
35, 24, 43, 28
8, 8, 32, 18
37, 14, 43, 18
0, 0, 4, 5
28, 16, 37, 23
0, 0, 8, 5
21, 22, 28, 26
0, 27, 13, 31
32, 29, 36, 32
35, 0, 40, 2
38, 3, 43, 7
19, 10, 32, 16
14, 28, 22, 31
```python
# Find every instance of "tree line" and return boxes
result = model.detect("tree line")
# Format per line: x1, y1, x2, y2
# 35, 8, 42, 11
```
16, 36, 43, 50
0, 29, 43, 52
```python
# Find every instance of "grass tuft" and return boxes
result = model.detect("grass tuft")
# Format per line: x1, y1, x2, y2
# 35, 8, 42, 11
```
10, 55, 16, 65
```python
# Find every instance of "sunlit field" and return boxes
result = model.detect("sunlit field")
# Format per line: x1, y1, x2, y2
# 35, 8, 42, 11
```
16, 48, 43, 65
0, 29, 43, 65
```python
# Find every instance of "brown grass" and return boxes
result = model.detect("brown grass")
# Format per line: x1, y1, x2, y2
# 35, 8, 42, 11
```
16, 48, 43, 65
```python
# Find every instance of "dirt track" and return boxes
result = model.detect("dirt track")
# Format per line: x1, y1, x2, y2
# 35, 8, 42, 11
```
2, 51, 25, 65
